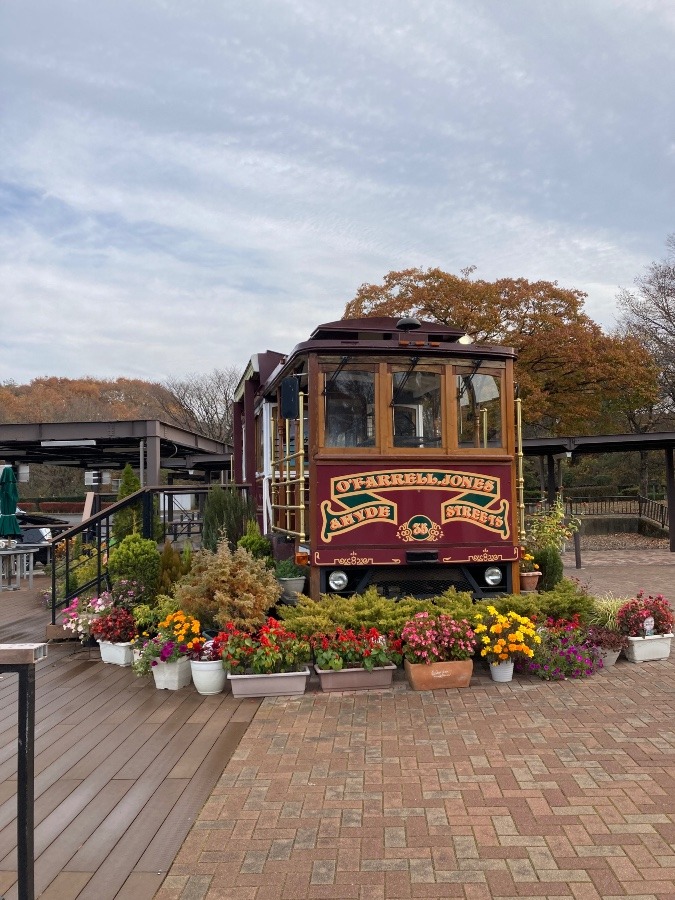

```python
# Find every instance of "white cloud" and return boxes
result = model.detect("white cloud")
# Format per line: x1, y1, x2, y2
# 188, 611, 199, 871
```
0, 0, 673, 385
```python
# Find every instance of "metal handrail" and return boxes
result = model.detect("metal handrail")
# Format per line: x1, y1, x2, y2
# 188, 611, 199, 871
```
49, 486, 211, 625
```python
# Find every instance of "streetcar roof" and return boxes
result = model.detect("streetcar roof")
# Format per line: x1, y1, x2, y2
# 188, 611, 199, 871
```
238, 316, 516, 402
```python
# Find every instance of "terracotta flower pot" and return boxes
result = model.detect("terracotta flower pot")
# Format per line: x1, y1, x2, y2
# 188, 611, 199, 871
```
519, 571, 541, 592
404, 658, 473, 690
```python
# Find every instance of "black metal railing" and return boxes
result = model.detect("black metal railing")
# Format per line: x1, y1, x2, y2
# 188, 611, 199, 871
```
49, 486, 210, 625
525, 496, 669, 529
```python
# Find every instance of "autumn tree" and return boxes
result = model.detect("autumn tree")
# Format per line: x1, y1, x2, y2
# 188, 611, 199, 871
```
0, 377, 176, 498
618, 235, 675, 423
157, 368, 240, 444
344, 267, 659, 436
0, 377, 172, 426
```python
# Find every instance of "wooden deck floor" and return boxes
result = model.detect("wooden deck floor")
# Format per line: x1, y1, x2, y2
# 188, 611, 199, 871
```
0, 573, 260, 899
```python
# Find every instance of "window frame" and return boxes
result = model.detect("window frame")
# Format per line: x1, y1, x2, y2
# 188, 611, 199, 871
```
455, 364, 506, 452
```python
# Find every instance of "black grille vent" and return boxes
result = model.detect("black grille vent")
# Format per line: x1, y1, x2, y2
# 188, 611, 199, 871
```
366, 566, 473, 599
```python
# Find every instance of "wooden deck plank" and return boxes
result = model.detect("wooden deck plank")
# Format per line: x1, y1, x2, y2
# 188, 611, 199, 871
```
114, 872, 165, 900
135, 720, 251, 874
0, 584, 259, 900
66, 778, 189, 876
0, 779, 84, 860
74, 781, 191, 900
36, 871, 93, 900
17, 780, 135, 894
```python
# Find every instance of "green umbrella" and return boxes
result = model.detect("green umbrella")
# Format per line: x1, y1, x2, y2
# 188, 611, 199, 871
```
0, 466, 21, 537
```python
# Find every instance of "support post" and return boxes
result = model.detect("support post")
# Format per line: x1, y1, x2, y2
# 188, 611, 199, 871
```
546, 455, 557, 504
0, 643, 47, 900
666, 448, 675, 553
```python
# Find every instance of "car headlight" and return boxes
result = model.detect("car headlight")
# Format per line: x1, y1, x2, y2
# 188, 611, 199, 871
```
484, 566, 502, 586
328, 569, 348, 591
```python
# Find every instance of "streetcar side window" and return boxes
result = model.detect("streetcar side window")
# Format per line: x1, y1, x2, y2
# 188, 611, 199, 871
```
391, 370, 442, 448
456, 371, 503, 448
324, 370, 376, 447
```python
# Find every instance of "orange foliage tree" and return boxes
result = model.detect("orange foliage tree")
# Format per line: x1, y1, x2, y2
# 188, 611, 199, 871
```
0, 377, 172, 425
344, 267, 659, 436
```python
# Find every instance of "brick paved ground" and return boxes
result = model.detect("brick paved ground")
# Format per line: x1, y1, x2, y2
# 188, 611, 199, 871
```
158, 658, 675, 900
158, 552, 675, 900
563, 548, 675, 598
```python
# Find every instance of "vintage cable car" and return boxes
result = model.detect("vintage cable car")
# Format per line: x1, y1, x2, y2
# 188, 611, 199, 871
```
233, 316, 524, 600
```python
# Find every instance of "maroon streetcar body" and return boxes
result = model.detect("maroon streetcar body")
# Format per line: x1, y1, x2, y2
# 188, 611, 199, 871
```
233, 316, 522, 599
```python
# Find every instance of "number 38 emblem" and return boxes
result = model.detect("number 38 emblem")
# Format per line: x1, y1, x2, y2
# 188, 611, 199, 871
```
397, 515, 443, 543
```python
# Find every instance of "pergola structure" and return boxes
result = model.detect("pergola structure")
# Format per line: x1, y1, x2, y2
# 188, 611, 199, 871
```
0, 420, 231, 486
523, 432, 675, 552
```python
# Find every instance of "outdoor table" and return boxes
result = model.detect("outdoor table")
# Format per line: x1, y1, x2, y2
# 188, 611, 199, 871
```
0, 547, 37, 591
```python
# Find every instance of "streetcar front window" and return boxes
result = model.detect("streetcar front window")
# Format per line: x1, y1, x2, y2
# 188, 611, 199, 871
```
392, 370, 442, 448
457, 371, 503, 448
324, 370, 376, 447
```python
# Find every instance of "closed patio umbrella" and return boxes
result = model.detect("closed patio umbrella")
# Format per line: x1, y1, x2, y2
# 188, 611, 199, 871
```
0, 465, 21, 537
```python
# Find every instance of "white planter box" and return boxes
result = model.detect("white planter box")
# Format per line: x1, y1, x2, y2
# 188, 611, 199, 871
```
98, 640, 134, 667
624, 634, 673, 663
227, 667, 310, 698
152, 656, 192, 689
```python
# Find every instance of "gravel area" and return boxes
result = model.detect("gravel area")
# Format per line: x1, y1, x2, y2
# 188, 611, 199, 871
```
578, 532, 670, 551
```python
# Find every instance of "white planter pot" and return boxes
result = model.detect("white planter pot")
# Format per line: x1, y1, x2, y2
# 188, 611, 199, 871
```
598, 648, 621, 668
489, 660, 514, 683
190, 659, 227, 695
152, 656, 192, 689
227, 667, 310, 698
277, 576, 306, 604
98, 640, 134, 667
623, 634, 673, 663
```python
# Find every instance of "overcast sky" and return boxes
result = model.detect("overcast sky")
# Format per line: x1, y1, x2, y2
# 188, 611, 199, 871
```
1, 0, 673, 385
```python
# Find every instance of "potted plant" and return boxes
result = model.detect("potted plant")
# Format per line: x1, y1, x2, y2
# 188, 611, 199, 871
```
274, 558, 308, 604
586, 625, 628, 668
587, 595, 629, 667
523, 497, 580, 591
222, 618, 311, 697
62, 593, 114, 645
133, 611, 202, 689
519, 547, 541, 592
401, 612, 476, 690
310, 626, 399, 692
472, 605, 541, 682
617, 591, 674, 662
189, 633, 228, 695
173, 539, 280, 630
516, 615, 601, 680
91, 606, 137, 666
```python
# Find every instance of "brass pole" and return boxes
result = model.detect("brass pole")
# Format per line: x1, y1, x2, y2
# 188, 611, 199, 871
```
515, 396, 526, 542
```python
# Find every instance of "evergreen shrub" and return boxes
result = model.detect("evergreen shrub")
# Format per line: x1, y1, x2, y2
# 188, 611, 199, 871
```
278, 586, 474, 638
172, 539, 281, 630
108, 533, 161, 603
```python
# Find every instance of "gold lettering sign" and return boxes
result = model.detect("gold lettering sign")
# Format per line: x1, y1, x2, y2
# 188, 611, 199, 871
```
320, 468, 510, 542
